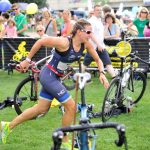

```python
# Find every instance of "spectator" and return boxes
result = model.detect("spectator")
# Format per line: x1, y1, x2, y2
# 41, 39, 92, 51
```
29, 17, 36, 32
0, 16, 5, 38
35, 15, 43, 26
36, 24, 48, 38
1, 12, 10, 27
4, 18, 17, 38
42, 10, 57, 36
11, 3, 28, 37
88, 9, 94, 19
128, 7, 149, 37
56, 10, 64, 36
82, 4, 117, 78
61, 10, 74, 37
104, 13, 120, 39
102, 4, 112, 16
102, 4, 124, 31
144, 20, 150, 37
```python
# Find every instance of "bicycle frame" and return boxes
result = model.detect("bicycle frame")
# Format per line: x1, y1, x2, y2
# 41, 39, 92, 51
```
51, 62, 127, 150
102, 52, 147, 119
118, 53, 147, 97
111, 56, 133, 106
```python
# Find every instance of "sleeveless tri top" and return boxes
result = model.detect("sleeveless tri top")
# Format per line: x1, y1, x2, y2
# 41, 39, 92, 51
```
47, 37, 84, 73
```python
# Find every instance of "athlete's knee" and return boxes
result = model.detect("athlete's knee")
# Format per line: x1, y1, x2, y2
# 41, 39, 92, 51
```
63, 99, 76, 114
35, 103, 50, 114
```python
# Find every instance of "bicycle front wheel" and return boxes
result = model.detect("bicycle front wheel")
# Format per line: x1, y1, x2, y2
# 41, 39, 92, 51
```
102, 78, 121, 122
124, 71, 146, 104
14, 76, 40, 115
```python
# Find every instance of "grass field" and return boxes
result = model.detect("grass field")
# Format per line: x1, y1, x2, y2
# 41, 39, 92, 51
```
0, 70, 150, 150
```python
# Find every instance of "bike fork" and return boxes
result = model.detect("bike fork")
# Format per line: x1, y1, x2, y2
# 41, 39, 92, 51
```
79, 105, 90, 150
79, 131, 89, 150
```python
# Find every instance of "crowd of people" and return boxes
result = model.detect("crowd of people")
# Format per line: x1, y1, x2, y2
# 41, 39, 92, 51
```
0, 2, 150, 149
0, 3, 150, 38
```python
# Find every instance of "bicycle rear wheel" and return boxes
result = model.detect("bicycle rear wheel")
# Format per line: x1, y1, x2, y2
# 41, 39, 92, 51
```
124, 71, 146, 104
102, 78, 121, 122
61, 72, 75, 91
14, 76, 40, 115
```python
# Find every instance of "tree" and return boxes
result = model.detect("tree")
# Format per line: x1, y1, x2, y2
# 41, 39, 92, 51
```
9, 0, 48, 8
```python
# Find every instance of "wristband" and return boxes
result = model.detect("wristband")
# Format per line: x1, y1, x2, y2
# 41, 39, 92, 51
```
99, 71, 105, 76
26, 57, 31, 63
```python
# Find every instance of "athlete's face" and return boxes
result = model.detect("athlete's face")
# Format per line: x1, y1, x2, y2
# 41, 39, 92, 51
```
80, 25, 92, 41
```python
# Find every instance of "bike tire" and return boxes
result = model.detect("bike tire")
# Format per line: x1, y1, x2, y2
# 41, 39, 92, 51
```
124, 71, 146, 104
14, 76, 40, 115
102, 78, 121, 122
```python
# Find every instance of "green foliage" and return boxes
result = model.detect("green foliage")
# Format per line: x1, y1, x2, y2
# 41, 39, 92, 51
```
93, 0, 108, 5
9, 0, 48, 9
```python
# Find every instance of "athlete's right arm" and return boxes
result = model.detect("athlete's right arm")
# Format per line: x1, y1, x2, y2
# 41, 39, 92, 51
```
19, 36, 69, 72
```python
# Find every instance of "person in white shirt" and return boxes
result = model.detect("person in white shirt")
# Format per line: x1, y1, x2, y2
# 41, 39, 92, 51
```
82, 4, 117, 77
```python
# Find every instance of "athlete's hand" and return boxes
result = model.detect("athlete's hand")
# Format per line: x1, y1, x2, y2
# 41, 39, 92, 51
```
19, 60, 30, 73
99, 74, 109, 89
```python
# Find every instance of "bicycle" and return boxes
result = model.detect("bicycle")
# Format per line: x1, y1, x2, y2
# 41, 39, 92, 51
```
51, 71, 128, 150
13, 55, 76, 115
101, 51, 148, 122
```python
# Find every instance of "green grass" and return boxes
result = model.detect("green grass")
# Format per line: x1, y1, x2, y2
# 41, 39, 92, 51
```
0, 70, 150, 150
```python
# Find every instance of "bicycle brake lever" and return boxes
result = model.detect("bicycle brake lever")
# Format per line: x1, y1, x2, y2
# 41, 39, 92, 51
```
15, 64, 22, 72
52, 130, 64, 150
115, 124, 126, 147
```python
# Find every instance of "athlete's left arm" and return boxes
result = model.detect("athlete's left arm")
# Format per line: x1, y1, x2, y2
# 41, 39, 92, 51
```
85, 41, 109, 88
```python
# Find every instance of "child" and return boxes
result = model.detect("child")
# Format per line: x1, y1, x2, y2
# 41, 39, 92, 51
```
5, 18, 17, 37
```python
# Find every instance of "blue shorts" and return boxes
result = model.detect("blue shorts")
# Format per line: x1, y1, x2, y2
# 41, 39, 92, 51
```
39, 66, 71, 103
83, 49, 111, 66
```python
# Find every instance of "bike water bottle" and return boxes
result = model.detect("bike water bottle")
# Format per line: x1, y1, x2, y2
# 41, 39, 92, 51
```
122, 70, 130, 87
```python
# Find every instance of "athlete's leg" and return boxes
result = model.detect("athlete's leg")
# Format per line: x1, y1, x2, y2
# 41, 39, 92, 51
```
106, 64, 117, 78
0, 98, 51, 144
9, 99, 51, 130
61, 98, 76, 142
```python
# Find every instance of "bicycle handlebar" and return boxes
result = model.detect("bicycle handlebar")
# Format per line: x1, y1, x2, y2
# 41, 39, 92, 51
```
130, 52, 150, 66
51, 122, 126, 150
15, 61, 40, 73
111, 50, 150, 67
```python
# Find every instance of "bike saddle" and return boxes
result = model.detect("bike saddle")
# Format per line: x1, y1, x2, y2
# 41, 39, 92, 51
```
73, 72, 91, 89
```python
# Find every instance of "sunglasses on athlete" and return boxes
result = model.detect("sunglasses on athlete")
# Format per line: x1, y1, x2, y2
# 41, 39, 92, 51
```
81, 30, 92, 34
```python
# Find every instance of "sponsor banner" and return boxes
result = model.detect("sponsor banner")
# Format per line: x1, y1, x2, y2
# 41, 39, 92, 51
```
0, 38, 52, 69
0, 37, 150, 70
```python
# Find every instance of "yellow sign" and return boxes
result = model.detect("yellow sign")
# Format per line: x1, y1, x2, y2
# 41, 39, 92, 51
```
12, 41, 29, 62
